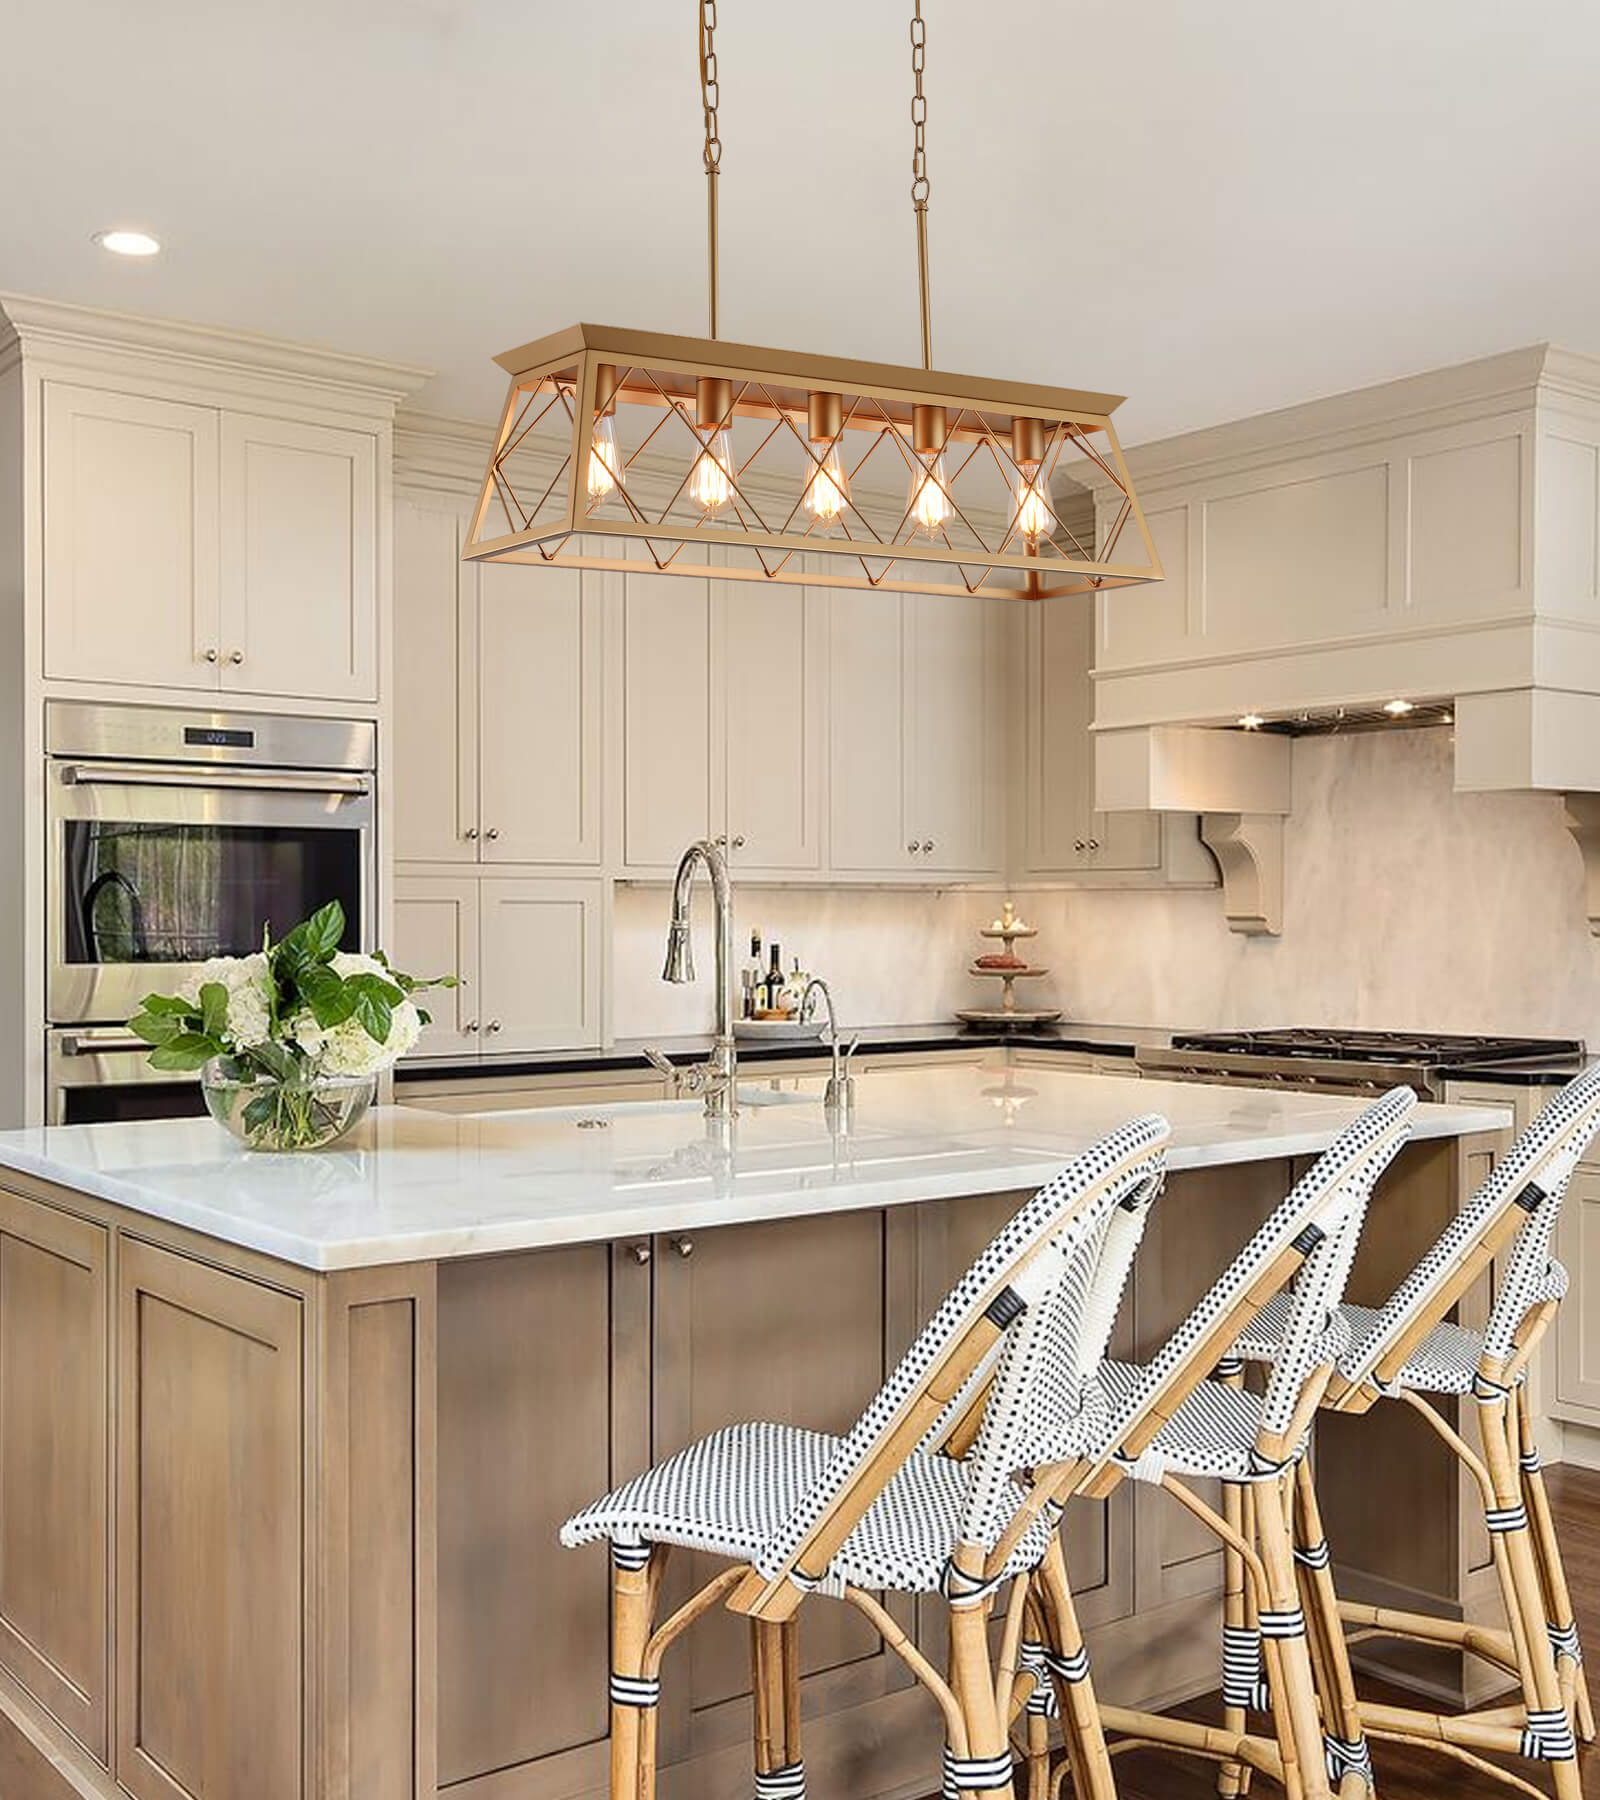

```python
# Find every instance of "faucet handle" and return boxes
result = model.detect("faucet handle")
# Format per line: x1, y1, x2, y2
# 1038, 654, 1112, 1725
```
840, 1032, 861, 1065
643, 1046, 684, 1091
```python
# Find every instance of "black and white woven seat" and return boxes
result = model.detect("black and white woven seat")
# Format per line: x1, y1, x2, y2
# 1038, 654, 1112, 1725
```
1224, 1063, 1600, 1800
1020, 1087, 1418, 1800
561, 1114, 1170, 1800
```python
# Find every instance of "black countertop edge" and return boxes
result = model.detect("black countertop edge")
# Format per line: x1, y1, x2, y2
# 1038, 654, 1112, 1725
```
1436, 1055, 1599, 1088
395, 1021, 1164, 1084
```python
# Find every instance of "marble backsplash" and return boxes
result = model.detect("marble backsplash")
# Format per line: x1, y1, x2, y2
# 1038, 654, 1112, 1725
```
611, 726, 1600, 1045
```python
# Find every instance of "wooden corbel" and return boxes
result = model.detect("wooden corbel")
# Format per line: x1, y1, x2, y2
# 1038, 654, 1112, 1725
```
1562, 794, 1600, 935
1199, 813, 1285, 936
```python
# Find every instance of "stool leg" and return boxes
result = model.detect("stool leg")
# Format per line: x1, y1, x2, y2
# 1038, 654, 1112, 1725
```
752, 1619, 806, 1800
948, 1595, 1016, 1800
1517, 1382, 1594, 1742
1253, 1472, 1332, 1800
610, 1545, 663, 1800
1478, 1384, 1581, 1800
1292, 1457, 1371, 1799
1034, 1536, 1117, 1800
1218, 1476, 1253, 1799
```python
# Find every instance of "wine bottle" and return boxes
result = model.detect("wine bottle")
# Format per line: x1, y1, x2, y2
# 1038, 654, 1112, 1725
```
766, 943, 784, 1012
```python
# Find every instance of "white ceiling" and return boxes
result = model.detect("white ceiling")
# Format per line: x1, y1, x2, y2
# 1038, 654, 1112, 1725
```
3, 0, 1598, 444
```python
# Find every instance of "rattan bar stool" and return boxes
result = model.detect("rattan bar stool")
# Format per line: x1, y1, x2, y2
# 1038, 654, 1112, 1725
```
1229, 1063, 1600, 1800
1012, 1088, 1417, 1800
560, 1115, 1170, 1800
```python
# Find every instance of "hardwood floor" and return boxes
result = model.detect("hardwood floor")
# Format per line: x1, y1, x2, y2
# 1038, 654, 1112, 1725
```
1104, 1463, 1600, 1798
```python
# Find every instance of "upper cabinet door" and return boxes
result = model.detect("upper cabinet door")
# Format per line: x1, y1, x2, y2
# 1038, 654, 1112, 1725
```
828, 589, 909, 872
905, 588, 1006, 875
719, 578, 825, 872
393, 500, 479, 863
622, 569, 714, 870
43, 383, 222, 689
219, 413, 377, 701
479, 561, 603, 866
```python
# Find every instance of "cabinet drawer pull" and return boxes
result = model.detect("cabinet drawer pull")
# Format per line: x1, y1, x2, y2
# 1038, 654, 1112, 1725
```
629, 1243, 653, 1266
671, 1236, 695, 1259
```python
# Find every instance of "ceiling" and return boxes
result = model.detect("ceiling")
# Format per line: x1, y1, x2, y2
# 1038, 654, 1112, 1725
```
4, 0, 1598, 444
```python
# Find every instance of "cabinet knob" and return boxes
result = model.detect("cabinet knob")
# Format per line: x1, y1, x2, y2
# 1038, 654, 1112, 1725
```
1086, 838, 1100, 851
922, 839, 935, 853
714, 834, 728, 847
485, 1019, 502, 1035
202, 647, 219, 664
732, 834, 746, 849
485, 827, 500, 841
629, 1243, 653, 1266
907, 840, 919, 853
670, 1236, 695, 1259
463, 827, 479, 840
464, 1020, 480, 1033
1073, 839, 1086, 852
227, 650, 244, 665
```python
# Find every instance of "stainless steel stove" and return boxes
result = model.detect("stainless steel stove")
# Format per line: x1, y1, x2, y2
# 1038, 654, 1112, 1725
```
1135, 1028, 1584, 1101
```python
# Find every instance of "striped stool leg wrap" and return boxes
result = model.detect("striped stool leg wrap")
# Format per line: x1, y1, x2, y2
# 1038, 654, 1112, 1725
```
1222, 1626, 1271, 1713
940, 1560, 1010, 1612
1549, 1620, 1585, 1664
1017, 1641, 1058, 1717
611, 1541, 653, 1571
942, 1747, 1017, 1799
1485, 1503, 1530, 1534
1520, 1708, 1578, 1762
1044, 1645, 1091, 1687
609, 1673, 662, 1709
754, 1762, 807, 1800
1473, 1372, 1515, 1404
1293, 1537, 1332, 1571
1323, 1733, 1374, 1790
1521, 1448, 1544, 1475
1258, 1606, 1307, 1640
1213, 1356, 1246, 1379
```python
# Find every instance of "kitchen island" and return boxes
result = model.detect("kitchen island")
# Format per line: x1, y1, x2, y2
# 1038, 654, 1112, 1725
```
0, 1067, 1510, 1800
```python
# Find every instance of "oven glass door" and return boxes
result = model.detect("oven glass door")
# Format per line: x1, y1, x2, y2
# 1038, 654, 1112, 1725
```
49, 761, 373, 1023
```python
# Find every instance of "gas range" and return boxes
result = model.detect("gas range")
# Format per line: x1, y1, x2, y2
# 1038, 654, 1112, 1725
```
1135, 1028, 1585, 1101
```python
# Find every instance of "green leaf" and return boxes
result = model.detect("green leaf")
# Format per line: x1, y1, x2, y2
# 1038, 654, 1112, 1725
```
415, 1007, 433, 1027
302, 901, 345, 961
129, 1010, 182, 1047
147, 1033, 224, 1072
299, 963, 357, 1029
350, 985, 393, 1047
242, 1092, 278, 1133
199, 982, 229, 1040
138, 992, 199, 1018
245, 1040, 299, 1083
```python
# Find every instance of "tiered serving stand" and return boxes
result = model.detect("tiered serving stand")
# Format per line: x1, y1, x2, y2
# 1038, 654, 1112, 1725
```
955, 900, 1061, 1029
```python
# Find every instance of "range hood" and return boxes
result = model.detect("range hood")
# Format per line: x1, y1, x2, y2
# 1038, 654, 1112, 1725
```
1069, 344, 1600, 932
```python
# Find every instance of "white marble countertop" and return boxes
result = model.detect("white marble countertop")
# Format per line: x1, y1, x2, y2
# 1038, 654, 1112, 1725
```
0, 1067, 1511, 1272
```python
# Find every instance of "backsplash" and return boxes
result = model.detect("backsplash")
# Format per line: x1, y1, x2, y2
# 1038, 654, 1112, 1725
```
612, 727, 1600, 1044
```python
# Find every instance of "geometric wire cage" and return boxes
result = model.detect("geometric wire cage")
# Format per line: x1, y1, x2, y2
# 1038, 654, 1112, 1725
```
464, 323, 1164, 601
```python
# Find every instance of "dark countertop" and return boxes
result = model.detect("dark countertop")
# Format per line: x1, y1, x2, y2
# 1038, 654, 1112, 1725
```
395, 1020, 1169, 1084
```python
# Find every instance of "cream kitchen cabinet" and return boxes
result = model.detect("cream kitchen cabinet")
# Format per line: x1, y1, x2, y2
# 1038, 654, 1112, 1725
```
43, 383, 379, 702
620, 560, 825, 875
392, 873, 606, 1058
393, 496, 604, 867
828, 584, 1007, 878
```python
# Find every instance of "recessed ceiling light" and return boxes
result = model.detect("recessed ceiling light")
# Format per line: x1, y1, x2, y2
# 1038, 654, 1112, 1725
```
1382, 698, 1415, 716
93, 229, 161, 258
1238, 713, 1265, 730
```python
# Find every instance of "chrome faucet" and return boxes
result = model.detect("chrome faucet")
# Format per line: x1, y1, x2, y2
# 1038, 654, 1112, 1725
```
644, 839, 738, 1119
800, 977, 858, 1119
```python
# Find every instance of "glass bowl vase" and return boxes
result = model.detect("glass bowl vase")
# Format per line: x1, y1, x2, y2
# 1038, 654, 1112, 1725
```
201, 1058, 375, 1152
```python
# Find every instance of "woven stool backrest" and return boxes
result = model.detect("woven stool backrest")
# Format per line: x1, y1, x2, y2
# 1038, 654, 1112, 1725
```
1098, 1088, 1417, 1479
750, 1114, 1171, 1595
1351, 1063, 1600, 1391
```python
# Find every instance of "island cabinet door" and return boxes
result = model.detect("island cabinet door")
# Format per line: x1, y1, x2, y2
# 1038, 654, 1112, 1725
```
115, 1241, 304, 1800
435, 1242, 650, 1800
0, 1189, 109, 1764
650, 1209, 921, 1770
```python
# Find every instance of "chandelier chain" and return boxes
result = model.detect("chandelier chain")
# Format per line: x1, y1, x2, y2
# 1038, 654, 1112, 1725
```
699, 0, 722, 336
909, 0, 933, 368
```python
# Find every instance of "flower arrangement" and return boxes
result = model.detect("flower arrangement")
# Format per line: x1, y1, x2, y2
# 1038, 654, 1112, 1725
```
131, 902, 454, 1150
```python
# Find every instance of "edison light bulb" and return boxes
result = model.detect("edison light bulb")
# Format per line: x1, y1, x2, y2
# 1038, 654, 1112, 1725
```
802, 441, 849, 532
691, 427, 736, 517
1014, 465, 1052, 544
587, 412, 624, 507
907, 453, 949, 538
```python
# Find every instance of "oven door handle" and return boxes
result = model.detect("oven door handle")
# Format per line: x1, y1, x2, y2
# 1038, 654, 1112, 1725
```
58, 763, 371, 798
58, 1030, 154, 1057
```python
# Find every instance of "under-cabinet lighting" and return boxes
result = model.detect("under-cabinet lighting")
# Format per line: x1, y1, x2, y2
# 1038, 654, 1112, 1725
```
93, 229, 161, 257
1238, 713, 1265, 731
1382, 698, 1415, 716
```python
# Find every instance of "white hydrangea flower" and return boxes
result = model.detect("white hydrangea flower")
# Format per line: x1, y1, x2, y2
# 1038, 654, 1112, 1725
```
194, 953, 274, 1048
302, 996, 422, 1078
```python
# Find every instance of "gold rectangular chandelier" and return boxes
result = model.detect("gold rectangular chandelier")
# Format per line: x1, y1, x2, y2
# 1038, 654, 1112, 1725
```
463, 323, 1163, 601
463, 1, 1164, 603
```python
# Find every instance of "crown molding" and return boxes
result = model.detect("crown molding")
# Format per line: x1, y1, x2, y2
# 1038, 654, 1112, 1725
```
0, 292, 433, 407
